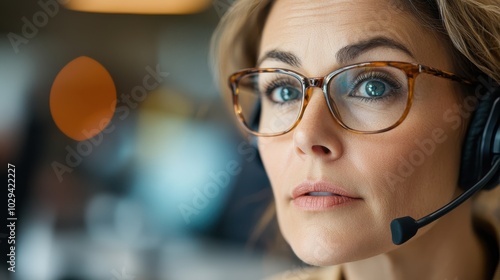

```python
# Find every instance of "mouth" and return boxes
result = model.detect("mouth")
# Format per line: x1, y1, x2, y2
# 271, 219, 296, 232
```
292, 181, 360, 210
307, 192, 339, 196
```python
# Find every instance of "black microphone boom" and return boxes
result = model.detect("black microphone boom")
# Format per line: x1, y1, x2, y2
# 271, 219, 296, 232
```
391, 158, 500, 245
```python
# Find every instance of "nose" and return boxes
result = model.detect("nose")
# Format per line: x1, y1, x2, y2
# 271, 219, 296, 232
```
293, 87, 344, 161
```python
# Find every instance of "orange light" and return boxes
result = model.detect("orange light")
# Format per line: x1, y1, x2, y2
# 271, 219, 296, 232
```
50, 56, 116, 141
63, 0, 213, 14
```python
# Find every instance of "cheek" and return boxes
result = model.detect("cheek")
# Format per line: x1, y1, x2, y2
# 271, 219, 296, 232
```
258, 136, 293, 194
359, 88, 464, 222
258, 137, 302, 242
360, 132, 461, 219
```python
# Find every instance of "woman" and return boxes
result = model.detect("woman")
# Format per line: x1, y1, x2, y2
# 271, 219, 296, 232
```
211, 0, 500, 279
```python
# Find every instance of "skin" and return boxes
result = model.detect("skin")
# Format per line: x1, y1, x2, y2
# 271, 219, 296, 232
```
256, 0, 487, 279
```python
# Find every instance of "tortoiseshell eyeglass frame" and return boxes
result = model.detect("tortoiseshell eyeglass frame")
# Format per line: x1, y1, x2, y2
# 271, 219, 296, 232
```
228, 61, 475, 136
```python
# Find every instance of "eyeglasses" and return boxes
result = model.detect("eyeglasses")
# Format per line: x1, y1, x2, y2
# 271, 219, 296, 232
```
228, 61, 473, 136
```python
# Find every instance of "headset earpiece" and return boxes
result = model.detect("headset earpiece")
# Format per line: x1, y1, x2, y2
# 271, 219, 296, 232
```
459, 85, 500, 190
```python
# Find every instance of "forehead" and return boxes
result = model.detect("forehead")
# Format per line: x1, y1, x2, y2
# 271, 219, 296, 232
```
260, 0, 450, 74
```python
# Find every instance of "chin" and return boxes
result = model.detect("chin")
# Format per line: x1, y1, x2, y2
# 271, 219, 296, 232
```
290, 238, 387, 267
280, 220, 393, 266
294, 250, 339, 267
289, 238, 350, 267
279, 226, 344, 266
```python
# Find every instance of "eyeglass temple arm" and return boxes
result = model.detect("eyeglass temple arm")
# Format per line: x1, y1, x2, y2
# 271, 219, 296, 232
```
418, 65, 475, 85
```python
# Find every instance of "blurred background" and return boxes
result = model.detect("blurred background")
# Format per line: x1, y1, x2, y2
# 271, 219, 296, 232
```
0, 1, 301, 279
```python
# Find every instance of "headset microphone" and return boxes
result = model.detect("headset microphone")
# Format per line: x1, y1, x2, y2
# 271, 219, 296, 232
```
391, 158, 500, 245
391, 95, 500, 245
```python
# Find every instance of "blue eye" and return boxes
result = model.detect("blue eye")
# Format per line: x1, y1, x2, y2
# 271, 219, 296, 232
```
270, 86, 301, 103
263, 78, 302, 104
346, 71, 402, 101
364, 80, 386, 97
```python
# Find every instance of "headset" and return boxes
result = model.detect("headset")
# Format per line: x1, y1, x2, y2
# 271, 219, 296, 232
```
391, 82, 500, 245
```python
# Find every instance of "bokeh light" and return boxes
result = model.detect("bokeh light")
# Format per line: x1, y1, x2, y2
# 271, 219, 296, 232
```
50, 56, 116, 141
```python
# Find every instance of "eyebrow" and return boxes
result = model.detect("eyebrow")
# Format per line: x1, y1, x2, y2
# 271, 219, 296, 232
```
257, 49, 301, 67
336, 36, 415, 64
257, 36, 415, 67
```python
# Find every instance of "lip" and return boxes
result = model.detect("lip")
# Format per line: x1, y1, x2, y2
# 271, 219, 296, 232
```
292, 181, 361, 211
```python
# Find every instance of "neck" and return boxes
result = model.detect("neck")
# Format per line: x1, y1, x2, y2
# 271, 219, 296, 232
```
343, 199, 488, 280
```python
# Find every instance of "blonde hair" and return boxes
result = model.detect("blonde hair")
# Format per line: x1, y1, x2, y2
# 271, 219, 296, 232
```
210, 0, 500, 98
438, 0, 500, 82
210, 0, 272, 106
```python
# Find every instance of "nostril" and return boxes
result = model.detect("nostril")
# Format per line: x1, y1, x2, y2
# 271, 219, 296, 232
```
312, 145, 331, 155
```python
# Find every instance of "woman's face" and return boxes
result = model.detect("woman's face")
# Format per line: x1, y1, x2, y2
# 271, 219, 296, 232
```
258, 0, 465, 265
